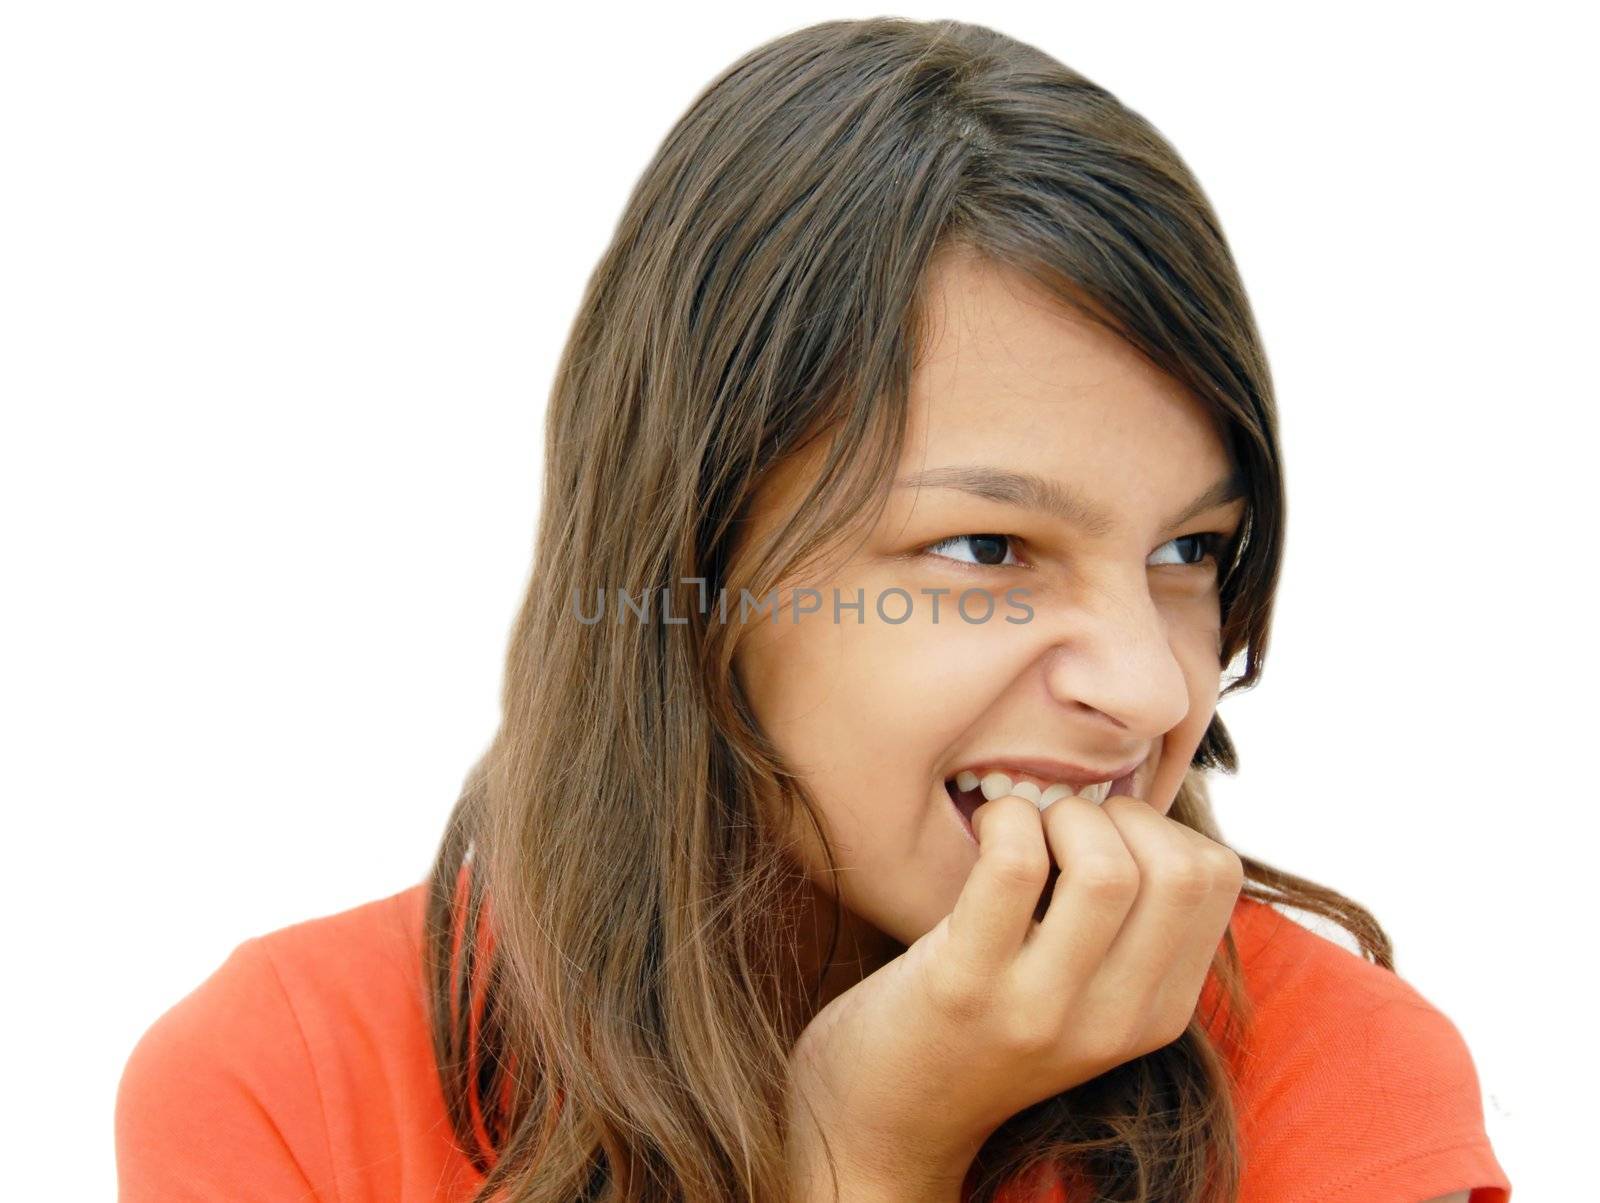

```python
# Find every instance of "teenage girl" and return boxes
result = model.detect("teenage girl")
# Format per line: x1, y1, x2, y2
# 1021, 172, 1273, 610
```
116, 17, 1511, 1203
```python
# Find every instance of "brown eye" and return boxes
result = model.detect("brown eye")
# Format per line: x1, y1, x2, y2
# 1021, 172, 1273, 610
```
923, 533, 1021, 568
1149, 532, 1226, 567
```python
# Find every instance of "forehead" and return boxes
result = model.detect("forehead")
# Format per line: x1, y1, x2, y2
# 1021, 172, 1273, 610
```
906, 250, 1233, 501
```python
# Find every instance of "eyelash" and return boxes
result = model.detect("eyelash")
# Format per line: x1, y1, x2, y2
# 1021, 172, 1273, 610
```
920, 532, 1231, 570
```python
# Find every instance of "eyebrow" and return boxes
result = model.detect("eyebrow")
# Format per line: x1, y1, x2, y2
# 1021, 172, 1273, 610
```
892, 464, 1247, 537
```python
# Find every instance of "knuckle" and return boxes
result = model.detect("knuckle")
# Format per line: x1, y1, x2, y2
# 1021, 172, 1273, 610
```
1076, 855, 1139, 900
1205, 845, 1246, 890
1094, 1009, 1147, 1063
989, 846, 1050, 887
1003, 1006, 1061, 1055
1153, 854, 1214, 902
925, 961, 990, 1022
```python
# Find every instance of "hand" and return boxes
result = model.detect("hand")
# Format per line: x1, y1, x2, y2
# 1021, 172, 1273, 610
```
783, 791, 1245, 1196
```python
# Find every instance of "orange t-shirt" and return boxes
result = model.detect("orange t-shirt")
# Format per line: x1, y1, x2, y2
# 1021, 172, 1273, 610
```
115, 883, 1511, 1202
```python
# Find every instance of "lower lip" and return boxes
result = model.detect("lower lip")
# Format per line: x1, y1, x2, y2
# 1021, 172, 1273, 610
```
945, 767, 1141, 846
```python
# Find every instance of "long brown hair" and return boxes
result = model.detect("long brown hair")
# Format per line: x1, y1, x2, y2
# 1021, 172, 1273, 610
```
422, 17, 1392, 1202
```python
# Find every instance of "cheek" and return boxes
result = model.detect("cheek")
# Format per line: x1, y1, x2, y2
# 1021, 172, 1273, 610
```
733, 613, 999, 849
1147, 618, 1225, 810
740, 617, 962, 769
1172, 616, 1224, 710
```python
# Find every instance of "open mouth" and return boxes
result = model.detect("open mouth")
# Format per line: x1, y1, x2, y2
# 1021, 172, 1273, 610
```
946, 776, 988, 831
944, 764, 1144, 923
943, 764, 1141, 839
943, 776, 1063, 920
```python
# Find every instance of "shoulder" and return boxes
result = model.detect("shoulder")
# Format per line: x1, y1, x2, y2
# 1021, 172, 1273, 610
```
116, 882, 478, 1202
1227, 895, 1485, 1090
245, 880, 435, 1030
1221, 896, 1512, 1203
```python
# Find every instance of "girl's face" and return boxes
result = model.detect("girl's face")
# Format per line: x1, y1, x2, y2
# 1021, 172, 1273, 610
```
733, 248, 1246, 957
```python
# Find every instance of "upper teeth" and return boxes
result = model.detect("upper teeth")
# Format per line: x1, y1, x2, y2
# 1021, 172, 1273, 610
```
954, 769, 1118, 810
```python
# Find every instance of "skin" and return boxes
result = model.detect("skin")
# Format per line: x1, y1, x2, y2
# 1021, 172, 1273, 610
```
732, 252, 1469, 1203
733, 245, 1247, 1012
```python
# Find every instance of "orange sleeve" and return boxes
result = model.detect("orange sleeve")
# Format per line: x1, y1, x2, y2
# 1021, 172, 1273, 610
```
1234, 921, 1511, 1203
115, 937, 338, 1202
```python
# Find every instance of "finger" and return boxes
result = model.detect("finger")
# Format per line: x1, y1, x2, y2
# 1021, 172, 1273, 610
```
1020, 795, 1141, 988
1093, 799, 1241, 1002
945, 795, 1053, 976
1141, 821, 1245, 1012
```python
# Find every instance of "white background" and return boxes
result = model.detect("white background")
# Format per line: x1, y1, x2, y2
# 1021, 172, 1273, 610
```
3, 2, 1589, 1196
